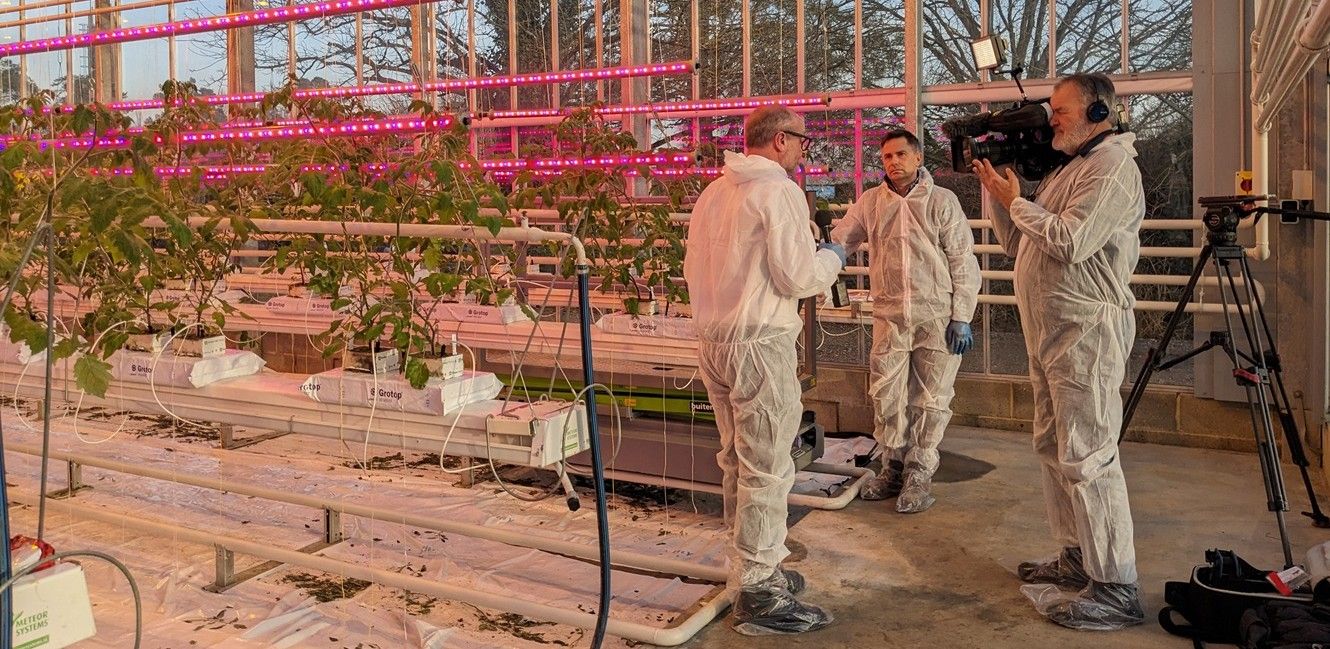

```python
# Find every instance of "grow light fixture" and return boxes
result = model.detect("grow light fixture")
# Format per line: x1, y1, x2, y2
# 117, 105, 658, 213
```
486, 95, 830, 121
0, 0, 430, 56
38, 61, 697, 113
77, 152, 702, 180
178, 115, 454, 143
20, 115, 456, 150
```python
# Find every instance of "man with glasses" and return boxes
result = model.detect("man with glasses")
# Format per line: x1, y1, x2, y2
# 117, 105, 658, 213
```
831, 128, 980, 513
684, 105, 844, 635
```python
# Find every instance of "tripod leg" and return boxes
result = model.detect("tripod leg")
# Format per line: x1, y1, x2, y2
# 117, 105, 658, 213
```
1121, 246, 1214, 442
1238, 255, 1330, 528
1218, 260, 1295, 567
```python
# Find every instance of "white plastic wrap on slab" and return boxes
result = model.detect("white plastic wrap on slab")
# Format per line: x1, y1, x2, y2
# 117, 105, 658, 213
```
111, 349, 267, 388
300, 368, 503, 415
264, 296, 345, 316
0, 341, 43, 365
594, 312, 697, 340
429, 302, 528, 325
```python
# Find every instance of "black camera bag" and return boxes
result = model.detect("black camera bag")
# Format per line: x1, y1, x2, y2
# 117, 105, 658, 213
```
1160, 549, 1314, 648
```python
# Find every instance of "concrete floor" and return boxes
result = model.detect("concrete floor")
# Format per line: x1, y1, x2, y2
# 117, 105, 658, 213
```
679, 425, 1329, 649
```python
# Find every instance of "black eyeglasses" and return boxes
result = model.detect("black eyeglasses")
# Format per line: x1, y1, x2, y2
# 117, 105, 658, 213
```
781, 130, 815, 152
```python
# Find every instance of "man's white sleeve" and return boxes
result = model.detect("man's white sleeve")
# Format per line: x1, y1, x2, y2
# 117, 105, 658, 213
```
986, 191, 1023, 258
766, 185, 843, 299
1008, 155, 1138, 264
936, 191, 981, 323
830, 193, 869, 256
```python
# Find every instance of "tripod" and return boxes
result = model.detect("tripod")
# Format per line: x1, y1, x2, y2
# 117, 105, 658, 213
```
1121, 196, 1330, 569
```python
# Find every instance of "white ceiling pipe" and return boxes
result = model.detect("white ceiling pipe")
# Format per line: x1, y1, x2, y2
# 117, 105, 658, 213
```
8, 491, 728, 646
1252, 0, 1316, 93
1250, 0, 1282, 72
1256, 0, 1330, 131
7, 442, 727, 582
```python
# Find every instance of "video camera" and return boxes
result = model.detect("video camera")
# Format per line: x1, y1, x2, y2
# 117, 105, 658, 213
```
942, 101, 1067, 181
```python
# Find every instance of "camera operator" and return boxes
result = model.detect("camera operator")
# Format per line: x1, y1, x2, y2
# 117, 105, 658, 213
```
972, 72, 1146, 631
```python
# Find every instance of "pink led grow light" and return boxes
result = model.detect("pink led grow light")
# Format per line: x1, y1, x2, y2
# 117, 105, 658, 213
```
0, 0, 429, 56
53, 61, 694, 113
76, 152, 702, 179
21, 114, 455, 150
487, 95, 830, 120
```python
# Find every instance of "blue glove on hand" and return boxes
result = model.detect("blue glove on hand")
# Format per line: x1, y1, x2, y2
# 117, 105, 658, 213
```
946, 320, 973, 355
818, 242, 847, 268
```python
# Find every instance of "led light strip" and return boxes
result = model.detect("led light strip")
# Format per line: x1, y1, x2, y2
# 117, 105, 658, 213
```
33, 61, 696, 113
74, 152, 702, 178
16, 114, 456, 150
0, 0, 429, 56
486, 95, 830, 121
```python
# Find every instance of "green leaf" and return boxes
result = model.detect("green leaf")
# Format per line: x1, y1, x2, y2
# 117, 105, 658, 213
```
74, 355, 113, 398
52, 336, 79, 360
404, 358, 431, 390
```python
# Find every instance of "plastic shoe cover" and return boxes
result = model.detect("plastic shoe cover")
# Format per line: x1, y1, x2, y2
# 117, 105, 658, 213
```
895, 468, 935, 513
860, 460, 904, 501
778, 567, 806, 595
1021, 580, 1145, 631
1018, 546, 1091, 590
732, 573, 834, 636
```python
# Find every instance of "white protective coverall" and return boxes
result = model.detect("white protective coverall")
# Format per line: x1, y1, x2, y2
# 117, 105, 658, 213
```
831, 169, 980, 478
987, 132, 1144, 585
684, 150, 843, 587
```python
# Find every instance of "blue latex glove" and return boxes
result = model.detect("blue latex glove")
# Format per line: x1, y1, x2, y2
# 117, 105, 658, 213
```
818, 242, 847, 268
946, 320, 973, 355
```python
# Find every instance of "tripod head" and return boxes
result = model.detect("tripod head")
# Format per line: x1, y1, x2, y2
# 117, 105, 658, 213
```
1198, 194, 1330, 247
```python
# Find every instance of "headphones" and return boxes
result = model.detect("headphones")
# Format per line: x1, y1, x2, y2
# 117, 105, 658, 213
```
1087, 98, 1111, 123
1084, 74, 1114, 123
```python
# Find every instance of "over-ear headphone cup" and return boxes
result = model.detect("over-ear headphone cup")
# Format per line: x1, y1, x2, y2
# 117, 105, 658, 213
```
1087, 100, 1110, 123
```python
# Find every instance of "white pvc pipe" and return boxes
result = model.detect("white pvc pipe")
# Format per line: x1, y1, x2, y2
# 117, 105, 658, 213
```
142, 216, 590, 266
592, 464, 875, 511
1250, 0, 1281, 73
1252, 0, 1316, 95
8, 442, 727, 582
1255, 0, 1330, 132
8, 491, 729, 646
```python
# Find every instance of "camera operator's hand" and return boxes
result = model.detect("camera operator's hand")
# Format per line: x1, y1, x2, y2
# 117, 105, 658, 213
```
972, 159, 1021, 210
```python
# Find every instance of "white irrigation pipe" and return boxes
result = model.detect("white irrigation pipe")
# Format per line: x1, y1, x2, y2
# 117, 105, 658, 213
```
6, 441, 725, 582
7, 490, 729, 646
587, 463, 875, 511
140, 217, 590, 267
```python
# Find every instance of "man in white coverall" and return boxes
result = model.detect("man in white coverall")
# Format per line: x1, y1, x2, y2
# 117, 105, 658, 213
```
684, 105, 846, 636
831, 129, 980, 514
974, 72, 1145, 630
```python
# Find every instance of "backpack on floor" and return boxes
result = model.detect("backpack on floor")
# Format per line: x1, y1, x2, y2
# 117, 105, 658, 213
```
1160, 549, 1315, 648
1239, 600, 1330, 648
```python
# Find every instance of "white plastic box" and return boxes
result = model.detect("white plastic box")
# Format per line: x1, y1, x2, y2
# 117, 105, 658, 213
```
12, 562, 96, 649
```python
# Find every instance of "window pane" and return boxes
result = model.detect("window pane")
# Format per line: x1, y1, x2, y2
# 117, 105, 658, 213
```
177, 0, 228, 95
1128, 0, 1191, 72
697, 0, 741, 98
475, 2, 510, 111
922, 0, 982, 85
1128, 92, 1194, 386
648, 0, 691, 104
1056, 0, 1122, 75
560, 0, 599, 106
992, 0, 1051, 78
120, 5, 171, 102
750, 0, 797, 96
363, 6, 413, 112
294, 3, 357, 91
24, 4, 66, 97
862, 0, 904, 89
254, 1, 292, 93
514, 0, 551, 110
804, 0, 855, 92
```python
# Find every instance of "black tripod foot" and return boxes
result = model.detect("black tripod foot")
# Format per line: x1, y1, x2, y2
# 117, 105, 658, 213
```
1303, 511, 1330, 529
